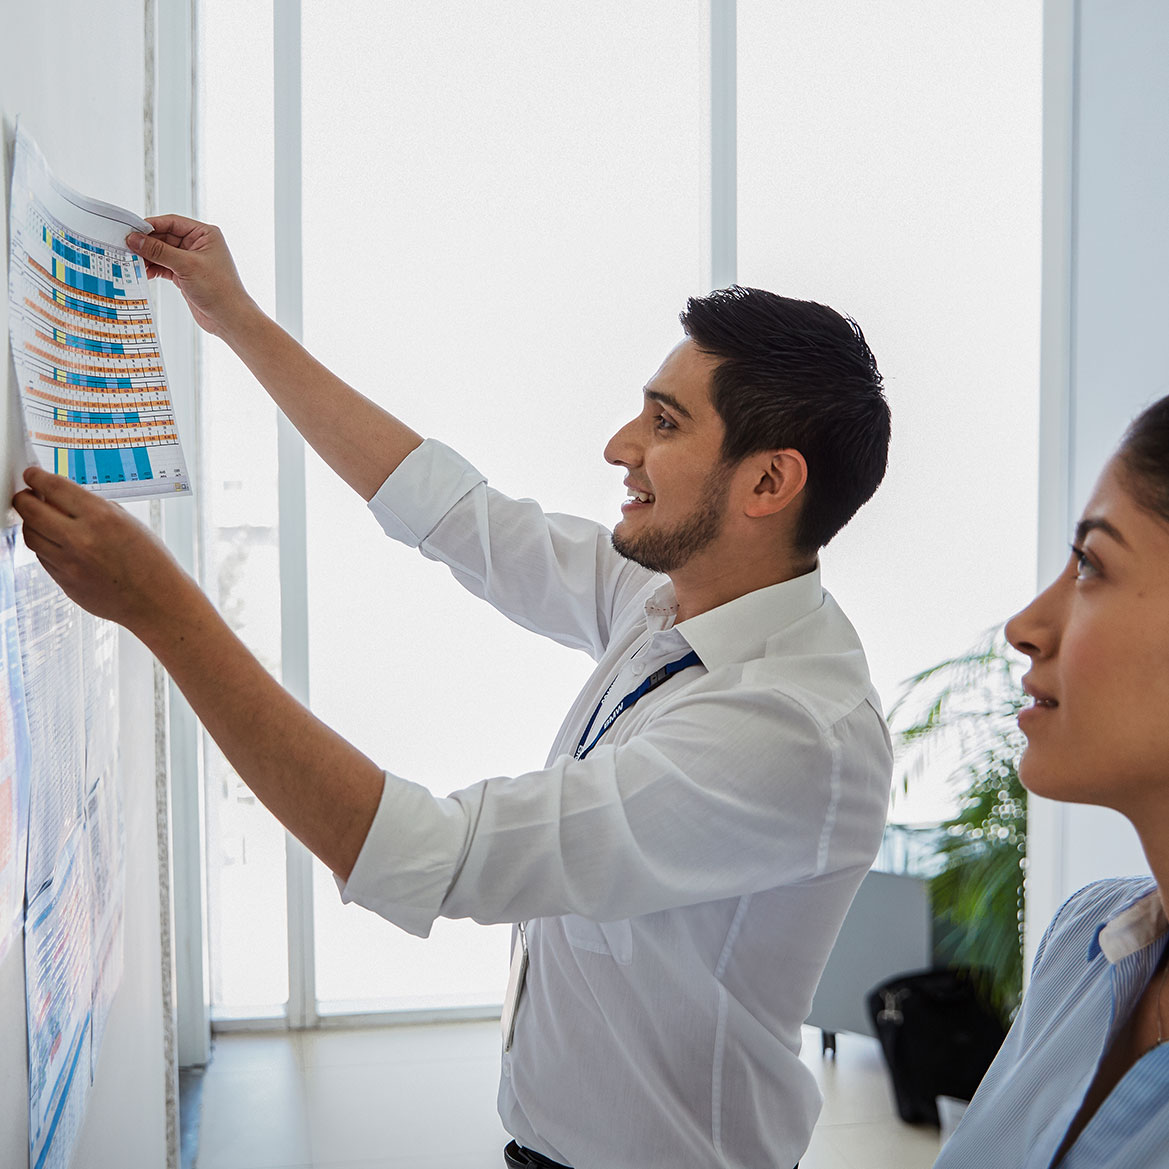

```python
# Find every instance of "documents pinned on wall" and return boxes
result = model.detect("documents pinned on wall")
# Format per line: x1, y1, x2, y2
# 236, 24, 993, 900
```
13, 539, 123, 1169
15, 551, 86, 904
0, 530, 32, 965
3, 119, 137, 1169
25, 827, 92, 1169
6, 122, 190, 498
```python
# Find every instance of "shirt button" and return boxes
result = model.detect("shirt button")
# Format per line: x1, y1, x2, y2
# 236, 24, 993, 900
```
631, 662, 645, 677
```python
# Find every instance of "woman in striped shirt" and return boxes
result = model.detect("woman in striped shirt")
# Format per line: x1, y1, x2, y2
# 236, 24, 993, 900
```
936, 394, 1169, 1168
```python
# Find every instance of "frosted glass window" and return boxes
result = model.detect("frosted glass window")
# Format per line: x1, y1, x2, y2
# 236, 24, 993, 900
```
193, 0, 1038, 1017
738, 0, 1042, 819
299, 0, 707, 1009
198, 0, 288, 1012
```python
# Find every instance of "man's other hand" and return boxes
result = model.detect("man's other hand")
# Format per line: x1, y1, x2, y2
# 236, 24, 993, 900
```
126, 215, 256, 339
12, 466, 190, 632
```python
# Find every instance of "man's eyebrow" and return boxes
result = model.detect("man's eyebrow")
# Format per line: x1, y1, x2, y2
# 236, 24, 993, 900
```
1074, 516, 1129, 548
644, 388, 693, 421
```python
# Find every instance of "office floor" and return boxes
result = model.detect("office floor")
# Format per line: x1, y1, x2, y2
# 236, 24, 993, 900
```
191, 1021, 942, 1169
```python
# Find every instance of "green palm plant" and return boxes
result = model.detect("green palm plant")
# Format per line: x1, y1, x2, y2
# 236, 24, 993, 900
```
887, 627, 1029, 1023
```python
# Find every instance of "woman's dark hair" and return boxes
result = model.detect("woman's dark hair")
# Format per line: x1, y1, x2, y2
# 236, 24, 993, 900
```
1118, 395, 1169, 523
680, 286, 890, 554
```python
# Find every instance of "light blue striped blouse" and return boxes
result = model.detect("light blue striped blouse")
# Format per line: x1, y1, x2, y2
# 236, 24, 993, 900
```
935, 876, 1169, 1169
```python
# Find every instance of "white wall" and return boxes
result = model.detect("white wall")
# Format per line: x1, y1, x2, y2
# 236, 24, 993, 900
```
1, 0, 173, 1165
1026, 0, 1165, 968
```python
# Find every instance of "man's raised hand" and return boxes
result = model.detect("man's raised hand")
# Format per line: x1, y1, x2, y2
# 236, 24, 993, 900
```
126, 215, 257, 339
12, 466, 193, 633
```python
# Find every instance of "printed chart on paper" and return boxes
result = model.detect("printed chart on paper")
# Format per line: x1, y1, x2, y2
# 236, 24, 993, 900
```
7, 125, 190, 500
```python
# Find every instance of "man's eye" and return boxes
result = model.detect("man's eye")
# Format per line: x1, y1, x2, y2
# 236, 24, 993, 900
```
654, 414, 676, 431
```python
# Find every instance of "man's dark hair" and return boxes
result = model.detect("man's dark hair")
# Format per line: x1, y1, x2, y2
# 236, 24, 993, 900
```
680, 286, 890, 554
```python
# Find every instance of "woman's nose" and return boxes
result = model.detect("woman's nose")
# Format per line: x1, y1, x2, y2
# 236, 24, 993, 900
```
1005, 575, 1064, 660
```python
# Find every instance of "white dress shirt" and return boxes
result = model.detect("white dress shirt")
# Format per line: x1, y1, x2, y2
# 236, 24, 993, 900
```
340, 439, 892, 1168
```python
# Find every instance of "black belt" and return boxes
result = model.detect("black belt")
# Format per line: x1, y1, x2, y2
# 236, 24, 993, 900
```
504, 1139, 573, 1169
503, 1137, 797, 1169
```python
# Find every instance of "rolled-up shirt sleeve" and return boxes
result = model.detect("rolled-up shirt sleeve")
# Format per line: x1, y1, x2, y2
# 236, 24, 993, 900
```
338, 681, 888, 938
367, 437, 488, 549
368, 438, 653, 659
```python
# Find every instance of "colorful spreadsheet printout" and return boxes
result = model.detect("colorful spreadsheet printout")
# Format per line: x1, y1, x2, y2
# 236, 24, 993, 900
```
0, 531, 32, 967
7, 124, 191, 499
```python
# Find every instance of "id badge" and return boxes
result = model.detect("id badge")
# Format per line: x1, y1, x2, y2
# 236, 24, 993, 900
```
501, 922, 528, 1052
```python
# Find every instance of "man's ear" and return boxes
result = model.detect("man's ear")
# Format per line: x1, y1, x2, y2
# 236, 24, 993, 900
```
743, 449, 808, 518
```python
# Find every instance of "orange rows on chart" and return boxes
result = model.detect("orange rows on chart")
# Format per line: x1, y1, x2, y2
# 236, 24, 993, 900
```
28, 388, 173, 412
35, 329, 161, 361
38, 374, 166, 394
33, 290, 150, 330
27, 301, 157, 342
39, 416, 172, 432
34, 431, 179, 447
23, 342, 164, 377
27, 257, 149, 306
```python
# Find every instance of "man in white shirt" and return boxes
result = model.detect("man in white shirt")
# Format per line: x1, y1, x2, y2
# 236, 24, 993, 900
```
14, 215, 893, 1169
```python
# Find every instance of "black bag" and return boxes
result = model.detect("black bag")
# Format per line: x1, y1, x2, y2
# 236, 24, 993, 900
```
867, 967, 1007, 1126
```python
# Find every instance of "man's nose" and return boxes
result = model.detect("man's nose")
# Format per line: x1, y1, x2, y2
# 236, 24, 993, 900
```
604, 417, 641, 467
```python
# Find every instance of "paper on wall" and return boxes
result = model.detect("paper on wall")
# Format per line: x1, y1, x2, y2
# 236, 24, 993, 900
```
0, 527, 31, 965
7, 122, 191, 499
86, 767, 124, 1077
25, 826, 92, 1169
14, 550, 85, 903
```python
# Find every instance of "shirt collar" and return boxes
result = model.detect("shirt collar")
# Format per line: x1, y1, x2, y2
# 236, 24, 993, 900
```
643, 566, 825, 671
1092, 888, 1169, 963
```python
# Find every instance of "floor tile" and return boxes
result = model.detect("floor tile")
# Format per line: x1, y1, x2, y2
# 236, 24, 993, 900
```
196, 1020, 939, 1168
799, 1124, 856, 1169
304, 1056, 507, 1165
312, 1154, 505, 1169
197, 1052, 312, 1169
301, 1019, 499, 1071
819, 1118, 941, 1169
207, 1031, 306, 1074
799, 1028, 901, 1126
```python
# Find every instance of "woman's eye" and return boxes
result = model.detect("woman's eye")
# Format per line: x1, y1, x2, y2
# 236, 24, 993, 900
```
1070, 544, 1098, 580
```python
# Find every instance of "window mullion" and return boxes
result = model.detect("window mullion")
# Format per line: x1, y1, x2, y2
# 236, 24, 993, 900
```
273, 0, 316, 1030
157, 0, 212, 1067
710, 0, 737, 289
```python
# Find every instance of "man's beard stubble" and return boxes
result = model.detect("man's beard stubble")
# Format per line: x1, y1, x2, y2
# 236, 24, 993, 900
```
610, 463, 733, 574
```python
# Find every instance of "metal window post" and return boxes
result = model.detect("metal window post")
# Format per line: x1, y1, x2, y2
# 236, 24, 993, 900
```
155, 0, 211, 1069
710, 0, 737, 290
1026, 0, 1077, 987
273, 0, 317, 1030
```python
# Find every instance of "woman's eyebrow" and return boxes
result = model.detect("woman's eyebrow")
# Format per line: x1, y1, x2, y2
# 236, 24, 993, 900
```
1074, 516, 1129, 548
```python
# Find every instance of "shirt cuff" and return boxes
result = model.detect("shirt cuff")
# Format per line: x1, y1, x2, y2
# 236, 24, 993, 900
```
335, 769, 472, 938
367, 438, 487, 548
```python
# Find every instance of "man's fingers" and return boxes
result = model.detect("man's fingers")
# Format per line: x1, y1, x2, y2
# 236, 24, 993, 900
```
143, 213, 204, 240
22, 466, 89, 518
19, 521, 64, 560
125, 229, 194, 277
12, 486, 72, 543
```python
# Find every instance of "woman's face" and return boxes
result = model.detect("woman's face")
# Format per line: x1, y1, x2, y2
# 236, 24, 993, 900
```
1006, 455, 1169, 813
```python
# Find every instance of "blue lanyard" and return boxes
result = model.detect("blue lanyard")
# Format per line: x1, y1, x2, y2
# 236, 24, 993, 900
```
574, 649, 702, 761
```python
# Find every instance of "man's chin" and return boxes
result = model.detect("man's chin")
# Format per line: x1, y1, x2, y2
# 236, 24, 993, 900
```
610, 526, 643, 565
611, 527, 667, 573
